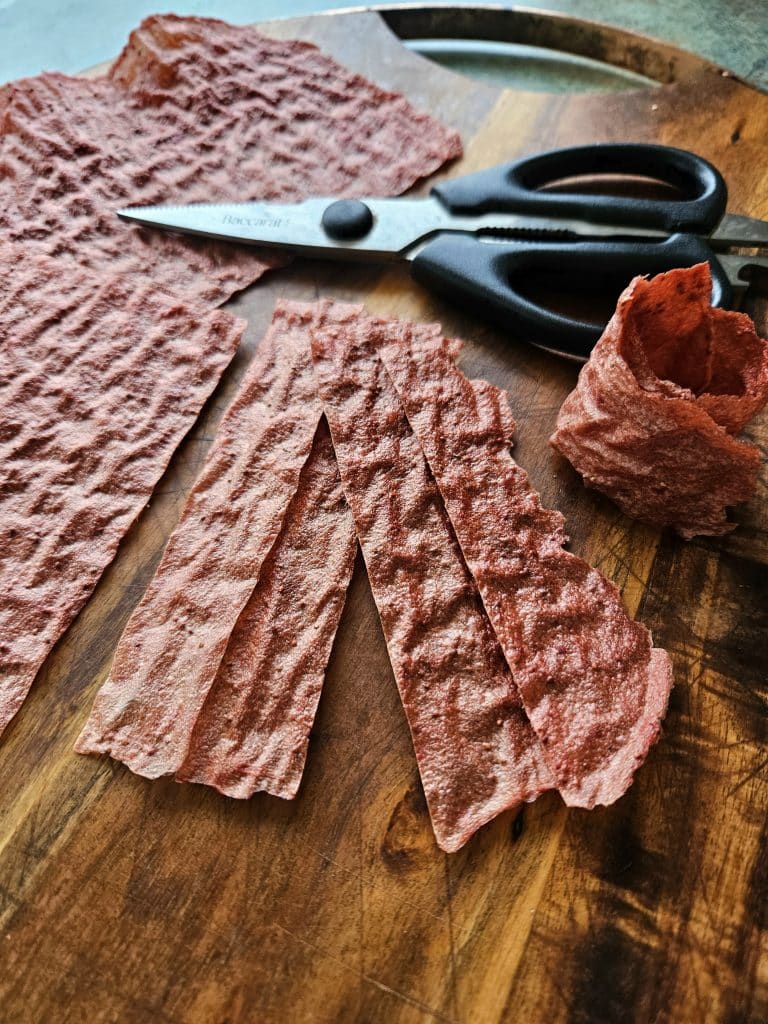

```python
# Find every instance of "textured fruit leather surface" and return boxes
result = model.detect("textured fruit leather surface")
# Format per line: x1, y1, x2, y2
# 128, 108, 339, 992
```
0, 10, 766, 1024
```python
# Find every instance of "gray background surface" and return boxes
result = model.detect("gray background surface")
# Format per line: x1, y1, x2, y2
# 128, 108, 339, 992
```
0, 1, 766, 89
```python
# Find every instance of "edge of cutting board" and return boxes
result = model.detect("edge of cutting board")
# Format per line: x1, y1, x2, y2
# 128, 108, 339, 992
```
80, 4, 742, 90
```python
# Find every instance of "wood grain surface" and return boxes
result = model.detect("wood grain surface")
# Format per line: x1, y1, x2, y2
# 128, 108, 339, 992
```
1, 10, 766, 1024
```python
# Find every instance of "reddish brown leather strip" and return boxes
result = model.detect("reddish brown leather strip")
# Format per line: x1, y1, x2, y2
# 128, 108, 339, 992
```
377, 321, 673, 808
311, 303, 553, 853
177, 418, 357, 800
75, 302, 327, 775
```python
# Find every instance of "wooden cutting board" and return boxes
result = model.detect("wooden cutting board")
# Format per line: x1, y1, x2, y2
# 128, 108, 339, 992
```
1, 9, 766, 1023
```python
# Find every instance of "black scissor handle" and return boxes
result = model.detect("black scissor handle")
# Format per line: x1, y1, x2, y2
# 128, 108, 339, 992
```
432, 144, 727, 235
411, 233, 732, 359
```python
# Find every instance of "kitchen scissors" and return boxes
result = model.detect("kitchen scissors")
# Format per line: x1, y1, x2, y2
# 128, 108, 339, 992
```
119, 143, 768, 359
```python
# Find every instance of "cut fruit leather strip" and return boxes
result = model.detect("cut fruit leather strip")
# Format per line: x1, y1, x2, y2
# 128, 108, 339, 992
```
75, 302, 342, 777
177, 418, 357, 799
0, 14, 462, 307
376, 324, 673, 808
310, 303, 554, 853
0, 248, 242, 736
551, 265, 768, 538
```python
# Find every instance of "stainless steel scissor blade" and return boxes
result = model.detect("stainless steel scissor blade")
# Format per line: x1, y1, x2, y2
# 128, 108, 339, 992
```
118, 197, 456, 260
117, 195, 671, 262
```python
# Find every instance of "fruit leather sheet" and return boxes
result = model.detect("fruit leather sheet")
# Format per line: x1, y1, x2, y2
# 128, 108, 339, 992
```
0, 251, 243, 736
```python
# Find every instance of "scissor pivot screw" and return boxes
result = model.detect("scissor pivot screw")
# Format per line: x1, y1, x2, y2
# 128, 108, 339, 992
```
322, 199, 374, 241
